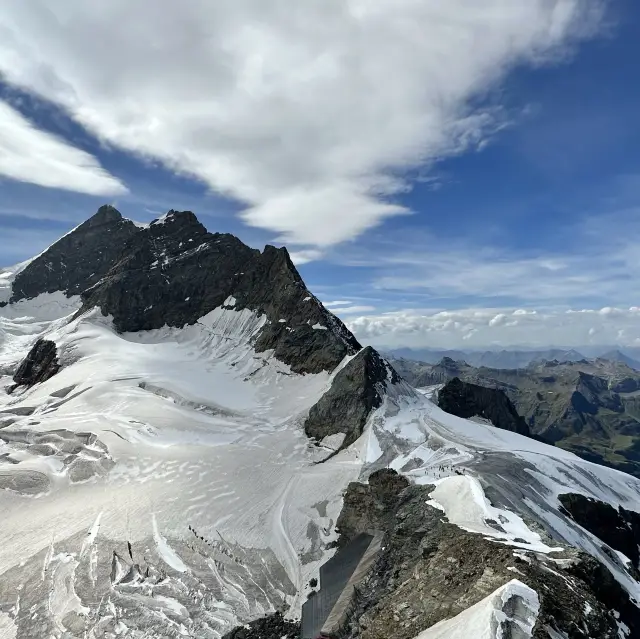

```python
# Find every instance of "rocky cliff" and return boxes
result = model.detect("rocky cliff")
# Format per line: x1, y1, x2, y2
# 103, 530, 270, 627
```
304, 347, 399, 448
77, 209, 360, 374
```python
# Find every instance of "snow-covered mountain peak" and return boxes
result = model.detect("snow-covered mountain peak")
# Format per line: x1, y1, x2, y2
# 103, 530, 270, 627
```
4, 206, 362, 376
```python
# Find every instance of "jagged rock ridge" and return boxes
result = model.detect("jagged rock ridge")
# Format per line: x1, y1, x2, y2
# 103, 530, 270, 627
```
331, 469, 639, 639
80, 209, 361, 374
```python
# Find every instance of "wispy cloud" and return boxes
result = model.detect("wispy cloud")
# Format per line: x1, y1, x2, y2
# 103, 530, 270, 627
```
323, 300, 356, 308
0, 100, 127, 196
324, 203, 640, 309
324, 200, 640, 347
0, 1, 605, 249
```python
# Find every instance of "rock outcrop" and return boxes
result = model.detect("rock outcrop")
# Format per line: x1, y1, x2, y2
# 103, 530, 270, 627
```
329, 469, 635, 639
11, 339, 60, 389
10, 205, 139, 302
221, 612, 299, 639
437, 377, 530, 436
335, 468, 409, 544
304, 347, 398, 447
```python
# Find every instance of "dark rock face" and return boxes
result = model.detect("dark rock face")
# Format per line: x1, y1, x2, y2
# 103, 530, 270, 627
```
559, 493, 640, 569
236, 245, 360, 374
10, 206, 139, 302
11, 339, 60, 389
79, 210, 360, 374
6, 206, 360, 374
304, 347, 398, 446
79, 211, 257, 332
221, 612, 299, 639
331, 470, 626, 639
437, 377, 530, 436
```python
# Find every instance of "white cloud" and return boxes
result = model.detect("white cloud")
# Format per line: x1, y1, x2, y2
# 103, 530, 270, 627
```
0, 0, 604, 247
323, 300, 355, 308
489, 313, 508, 327
346, 306, 640, 349
0, 100, 127, 195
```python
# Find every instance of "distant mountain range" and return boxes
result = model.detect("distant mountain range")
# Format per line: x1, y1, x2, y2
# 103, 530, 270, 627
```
386, 346, 640, 370
388, 353, 640, 478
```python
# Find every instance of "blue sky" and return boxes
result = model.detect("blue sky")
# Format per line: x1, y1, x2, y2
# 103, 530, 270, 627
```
1, 0, 640, 348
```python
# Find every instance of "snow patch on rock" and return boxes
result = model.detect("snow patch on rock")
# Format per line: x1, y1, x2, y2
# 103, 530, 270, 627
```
413, 579, 539, 639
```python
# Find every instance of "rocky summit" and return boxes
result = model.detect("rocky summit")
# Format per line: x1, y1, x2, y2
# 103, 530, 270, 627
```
2, 206, 640, 639
10, 206, 356, 375
8, 205, 139, 303
79, 209, 360, 374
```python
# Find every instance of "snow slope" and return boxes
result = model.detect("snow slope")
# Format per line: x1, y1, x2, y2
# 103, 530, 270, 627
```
0, 292, 80, 368
0, 260, 31, 305
426, 475, 561, 553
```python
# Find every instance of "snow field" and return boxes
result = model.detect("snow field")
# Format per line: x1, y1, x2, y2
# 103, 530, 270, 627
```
0, 295, 365, 631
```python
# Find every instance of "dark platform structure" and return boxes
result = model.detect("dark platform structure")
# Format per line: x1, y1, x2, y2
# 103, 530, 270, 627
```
301, 531, 383, 639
